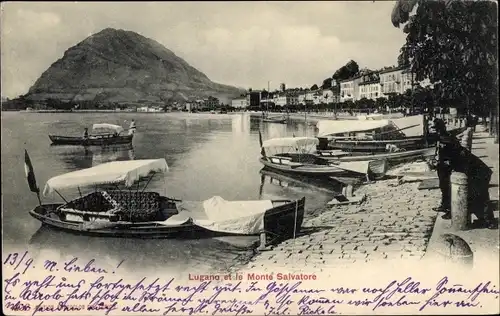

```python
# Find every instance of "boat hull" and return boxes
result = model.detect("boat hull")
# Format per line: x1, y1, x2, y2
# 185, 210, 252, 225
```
49, 134, 133, 146
317, 147, 435, 163
321, 127, 465, 153
28, 198, 305, 241
324, 136, 433, 152
260, 157, 363, 176
262, 118, 287, 124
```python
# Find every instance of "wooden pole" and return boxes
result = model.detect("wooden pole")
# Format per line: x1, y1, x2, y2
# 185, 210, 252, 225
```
36, 192, 42, 206
450, 172, 470, 231
257, 232, 267, 251
54, 189, 69, 204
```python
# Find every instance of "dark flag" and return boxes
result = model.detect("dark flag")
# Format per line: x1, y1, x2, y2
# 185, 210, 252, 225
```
24, 149, 39, 194
258, 130, 266, 158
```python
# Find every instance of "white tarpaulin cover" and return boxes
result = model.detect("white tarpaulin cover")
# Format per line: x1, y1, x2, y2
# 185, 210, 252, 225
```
262, 137, 319, 148
43, 159, 169, 196
390, 115, 425, 137
316, 120, 391, 137
92, 123, 125, 134
173, 196, 273, 235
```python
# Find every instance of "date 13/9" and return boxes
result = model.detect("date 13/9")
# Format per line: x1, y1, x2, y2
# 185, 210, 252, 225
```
4, 251, 34, 275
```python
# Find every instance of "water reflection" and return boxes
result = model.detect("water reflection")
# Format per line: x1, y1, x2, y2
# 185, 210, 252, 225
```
259, 168, 342, 198
27, 226, 254, 277
50, 144, 135, 170
3, 112, 340, 273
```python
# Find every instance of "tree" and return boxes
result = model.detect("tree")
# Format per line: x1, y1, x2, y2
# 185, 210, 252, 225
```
332, 60, 360, 81
322, 78, 333, 89
310, 84, 319, 91
392, 0, 498, 141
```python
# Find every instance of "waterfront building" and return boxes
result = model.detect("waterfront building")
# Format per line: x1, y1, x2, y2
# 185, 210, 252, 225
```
298, 90, 314, 106
321, 88, 338, 104
231, 98, 248, 108
273, 93, 287, 107
260, 91, 274, 107
246, 90, 261, 108
204, 96, 220, 109
340, 79, 355, 102
358, 80, 381, 100
379, 66, 406, 96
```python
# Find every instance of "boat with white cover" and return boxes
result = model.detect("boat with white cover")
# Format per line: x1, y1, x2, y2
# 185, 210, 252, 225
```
28, 159, 305, 240
258, 135, 387, 180
49, 123, 134, 146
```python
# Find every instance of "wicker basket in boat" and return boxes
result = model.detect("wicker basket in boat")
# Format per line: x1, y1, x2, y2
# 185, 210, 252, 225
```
60, 191, 161, 222
107, 191, 160, 222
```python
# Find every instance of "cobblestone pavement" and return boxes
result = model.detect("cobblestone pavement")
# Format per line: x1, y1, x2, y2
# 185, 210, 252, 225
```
236, 178, 440, 273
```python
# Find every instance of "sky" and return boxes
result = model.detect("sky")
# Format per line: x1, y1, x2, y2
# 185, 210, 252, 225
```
0, 1, 407, 98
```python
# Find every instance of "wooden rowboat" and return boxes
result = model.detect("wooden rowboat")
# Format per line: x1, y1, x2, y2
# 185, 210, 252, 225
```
28, 158, 305, 242
258, 136, 387, 180
262, 118, 287, 124
29, 196, 305, 240
49, 123, 134, 146
317, 147, 436, 163
49, 134, 133, 146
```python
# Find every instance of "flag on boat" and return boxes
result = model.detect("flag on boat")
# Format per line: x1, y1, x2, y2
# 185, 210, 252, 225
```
24, 149, 39, 193
258, 130, 266, 158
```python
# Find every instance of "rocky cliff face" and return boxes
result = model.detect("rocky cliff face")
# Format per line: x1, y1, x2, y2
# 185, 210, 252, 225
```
26, 28, 243, 104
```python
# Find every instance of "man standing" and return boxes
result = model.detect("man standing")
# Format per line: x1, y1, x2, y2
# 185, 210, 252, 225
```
128, 119, 136, 135
432, 118, 495, 229
432, 119, 455, 215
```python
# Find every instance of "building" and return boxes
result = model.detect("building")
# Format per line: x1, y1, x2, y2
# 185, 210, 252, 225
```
358, 80, 381, 100
272, 91, 299, 107
204, 96, 220, 109
231, 98, 248, 108
273, 93, 287, 107
298, 91, 312, 105
321, 88, 339, 104
340, 79, 355, 102
260, 91, 274, 107
246, 90, 261, 108
280, 83, 286, 92
379, 67, 406, 96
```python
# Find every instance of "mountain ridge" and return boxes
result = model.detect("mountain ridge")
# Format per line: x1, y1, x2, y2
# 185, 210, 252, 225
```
25, 28, 244, 104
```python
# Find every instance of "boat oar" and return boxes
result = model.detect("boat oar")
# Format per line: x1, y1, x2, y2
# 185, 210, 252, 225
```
24, 149, 42, 206
380, 124, 420, 136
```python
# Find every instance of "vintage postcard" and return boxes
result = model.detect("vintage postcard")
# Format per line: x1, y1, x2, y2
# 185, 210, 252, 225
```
1, 1, 499, 315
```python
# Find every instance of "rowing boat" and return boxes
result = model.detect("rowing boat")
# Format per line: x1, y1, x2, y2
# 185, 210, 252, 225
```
317, 147, 436, 163
258, 135, 387, 180
49, 123, 134, 146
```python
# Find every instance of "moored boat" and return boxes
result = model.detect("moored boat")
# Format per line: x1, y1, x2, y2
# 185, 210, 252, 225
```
258, 134, 387, 180
316, 115, 435, 152
317, 147, 436, 163
49, 123, 135, 146
262, 117, 287, 124
27, 158, 305, 241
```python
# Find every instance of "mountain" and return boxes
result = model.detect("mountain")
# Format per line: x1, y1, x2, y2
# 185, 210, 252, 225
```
25, 28, 244, 104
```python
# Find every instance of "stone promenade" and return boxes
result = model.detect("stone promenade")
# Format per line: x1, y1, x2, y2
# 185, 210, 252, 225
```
234, 174, 441, 273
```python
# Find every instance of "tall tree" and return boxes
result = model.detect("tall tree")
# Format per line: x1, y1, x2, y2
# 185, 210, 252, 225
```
392, 0, 498, 141
332, 60, 360, 81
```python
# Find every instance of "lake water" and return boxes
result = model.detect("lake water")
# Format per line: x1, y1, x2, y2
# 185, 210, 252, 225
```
1, 112, 339, 276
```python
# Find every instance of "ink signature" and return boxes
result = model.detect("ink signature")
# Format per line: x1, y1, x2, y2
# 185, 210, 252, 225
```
3, 251, 499, 315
